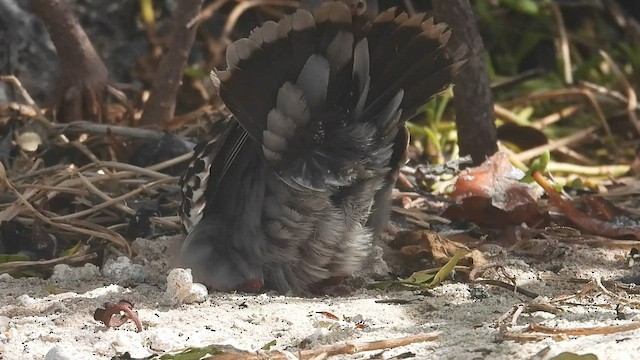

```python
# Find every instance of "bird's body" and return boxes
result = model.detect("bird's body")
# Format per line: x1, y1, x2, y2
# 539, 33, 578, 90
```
179, 2, 465, 293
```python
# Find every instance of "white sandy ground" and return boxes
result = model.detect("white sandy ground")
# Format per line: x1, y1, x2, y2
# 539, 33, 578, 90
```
1, 235, 640, 360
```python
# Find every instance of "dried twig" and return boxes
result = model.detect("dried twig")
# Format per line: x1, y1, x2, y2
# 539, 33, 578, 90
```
0, 250, 97, 275
222, 0, 299, 39
0, 75, 45, 118
189, 0, 233, 27
515, 126, 597, 162
51, 177, 176, 221
53, 121, 193, 143
140, 0, 204, 127
473, 279, 539, 299
204, 332, 441, 360
549, 2, 573, 85
599, 50, 640, 136
504, 88, 612, 137
528, 322, 640, 336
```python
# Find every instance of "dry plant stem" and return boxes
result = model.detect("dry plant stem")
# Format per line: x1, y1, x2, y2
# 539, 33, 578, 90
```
14, 151, 189, 199
52, 177, 175, 221
94, 161, 176, 178
549, 2, 573, 85
581, 81, 640, 111
206, 332, 441, 360
403, 0, 416, 16
391, 206, 450, 224
0, 252, 97, 274
511, 304, 525, 326
594, 278, 640, 307
551, 236, 640, 250
545, 276, 640, 296
505, 88, 612, 137
392, 191, 421, 199
491, 69, 545, 90
553, 147, 595, 166
545, 162, 629, 177
531, 104, 583, 129
67, 163, 168, 187
77, 174, 181, 230
473, 279, 539, 299
51, 152, 192, 191
529, 322, 640, 336
0, 186, 40, 222
599, 50, 640, 136
515, 126, 596, 162
500, 331, 566, 343
299, 332, 440, 358
0, 76, 45, 118
140, 0, 204, 127
70, 141, 108, 167
54, 121, 170, 141
0, 165, 131, 254
105, 85, 135, 117
13, 184, 87, 196
149, 217, 181, 229
494, 104, 527, 125
223, 0, 299, 39
189, 0, 232, 27
10, 165, 67, 182
77, 173, 135, 216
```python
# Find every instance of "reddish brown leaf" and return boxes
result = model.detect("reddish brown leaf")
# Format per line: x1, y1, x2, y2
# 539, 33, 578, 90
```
583, 195, 635, 221
533, 172, 640, 240
317, 311, 339, 320
442, 152, 549, 228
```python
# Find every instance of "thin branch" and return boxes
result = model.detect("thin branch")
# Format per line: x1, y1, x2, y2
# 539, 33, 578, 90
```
140, 0, 204, 127
223, 0, 299, 39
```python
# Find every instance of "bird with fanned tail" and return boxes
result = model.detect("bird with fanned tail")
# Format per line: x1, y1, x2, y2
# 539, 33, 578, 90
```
178, 1, 466, 293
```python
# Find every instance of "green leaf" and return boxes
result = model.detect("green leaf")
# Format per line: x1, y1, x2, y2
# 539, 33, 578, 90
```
261, 340, 277, 350
0, 254, 30, 263
522, 151, 550, 182
183, 66, 207, 79
401, 269, 438, 286
550, 352, 598, 360
429, 250, 467, 287
60, 242, 83, 257
156, 345, 224, 360
369, 281, 396, 290
500, 0, 540, 15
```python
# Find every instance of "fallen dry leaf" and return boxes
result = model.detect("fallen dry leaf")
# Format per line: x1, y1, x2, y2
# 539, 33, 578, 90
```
533, 172, 640, 240
392, 230, 486, 267
442, 152, 549, 228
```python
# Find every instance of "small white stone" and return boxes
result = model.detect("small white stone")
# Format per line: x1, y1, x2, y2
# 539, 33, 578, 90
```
148, 327, 183, 351
50, 263, 101, 282
0, 315, 10, 332
0, 273, 14, 282
233, 319, 252, 331
164, 268, 208, 306
114, 331, 152, 358
17, 294, 36, 306
44, 345, 74, 360
83, 284, 125, 298
102, 256, 149, 282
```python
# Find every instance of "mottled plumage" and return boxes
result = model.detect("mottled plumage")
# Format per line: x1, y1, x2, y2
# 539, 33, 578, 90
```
179, 2, 466, 293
